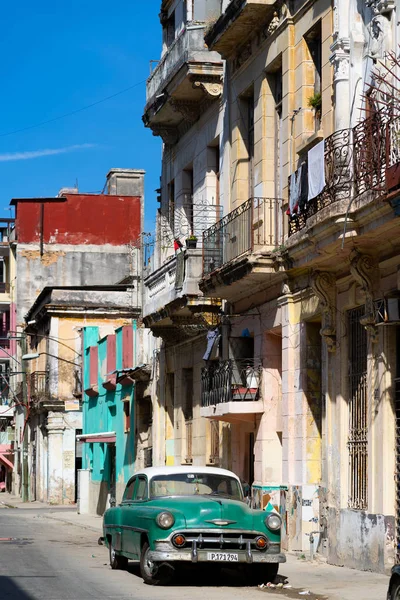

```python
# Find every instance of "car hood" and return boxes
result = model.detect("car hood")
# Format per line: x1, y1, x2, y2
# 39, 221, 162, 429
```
152, 496, 260, 530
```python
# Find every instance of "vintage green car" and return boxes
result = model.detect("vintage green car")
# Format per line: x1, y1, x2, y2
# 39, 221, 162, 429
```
103, 466, 285, 585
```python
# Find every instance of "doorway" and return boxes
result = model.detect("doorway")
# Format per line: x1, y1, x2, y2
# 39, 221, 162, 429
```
108, 444, 116, 507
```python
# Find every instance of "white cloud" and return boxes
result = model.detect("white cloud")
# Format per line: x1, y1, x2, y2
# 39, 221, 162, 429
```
0, 144, 95, 162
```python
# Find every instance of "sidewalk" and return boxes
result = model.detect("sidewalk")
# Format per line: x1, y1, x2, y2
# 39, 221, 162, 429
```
0, 492, 103, 533
0, 492, 390, 599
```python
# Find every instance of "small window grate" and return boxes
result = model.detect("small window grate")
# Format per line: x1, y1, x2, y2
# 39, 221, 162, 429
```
347, 306, 368, 510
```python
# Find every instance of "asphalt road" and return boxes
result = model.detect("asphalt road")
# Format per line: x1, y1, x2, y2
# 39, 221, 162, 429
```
0, 505, 271, 600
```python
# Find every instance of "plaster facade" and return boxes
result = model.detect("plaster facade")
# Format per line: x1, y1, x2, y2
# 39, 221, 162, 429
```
10, 169, 144, 503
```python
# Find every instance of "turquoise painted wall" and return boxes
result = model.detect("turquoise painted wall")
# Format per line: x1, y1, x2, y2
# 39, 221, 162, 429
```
82, 324, 135, 488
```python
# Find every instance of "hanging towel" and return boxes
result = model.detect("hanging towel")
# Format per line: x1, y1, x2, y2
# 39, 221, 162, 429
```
289, 165, 302, 214
308, 140, 325, 201
203, 328, 221, 361
298, 161, 309, 212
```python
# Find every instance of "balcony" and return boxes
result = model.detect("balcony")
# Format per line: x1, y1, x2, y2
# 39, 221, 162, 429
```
287, 128, 353, 236
143, 25, 223, 144
143, 249, 221, 342
29, 371, 49, 405
200, 359, 264, 423
205, 0, 276, 58
200, 197, 286, 305
287, 115, 400, 237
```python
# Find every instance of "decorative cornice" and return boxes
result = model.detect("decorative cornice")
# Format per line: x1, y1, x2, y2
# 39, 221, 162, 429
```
366, 0, 395, 14
151, 124, 179, 146
349, 251, 379, 341
191, 75, 223, 98
170, 98, 200, 122
330, 37, 350, 83
310, 271, 337, 352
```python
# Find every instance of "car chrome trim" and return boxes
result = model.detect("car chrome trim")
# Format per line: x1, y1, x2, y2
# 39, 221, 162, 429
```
204, 519, 237, 526
157, 528, 279, 540
104, 524, 147, 534
148, 549, 286, 565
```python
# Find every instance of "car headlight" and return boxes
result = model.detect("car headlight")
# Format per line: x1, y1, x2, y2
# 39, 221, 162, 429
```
156, 511, 175, 529
265, 513, 282, 531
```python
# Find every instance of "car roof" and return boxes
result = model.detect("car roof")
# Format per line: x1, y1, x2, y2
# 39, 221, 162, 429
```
131, 466, 241, 482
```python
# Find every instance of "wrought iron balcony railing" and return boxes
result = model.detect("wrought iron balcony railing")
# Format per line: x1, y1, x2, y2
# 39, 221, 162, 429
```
202, 197, 282, 276
201, 359, 261, 407
288, 128, 353, 235
30, 371, 49, 404
288, 113, 400, 235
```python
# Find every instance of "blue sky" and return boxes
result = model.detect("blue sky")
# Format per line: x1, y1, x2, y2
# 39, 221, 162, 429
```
0, 1, 161, 231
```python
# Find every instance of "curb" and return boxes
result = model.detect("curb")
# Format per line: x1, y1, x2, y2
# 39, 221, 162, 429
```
42, 513, 103, 534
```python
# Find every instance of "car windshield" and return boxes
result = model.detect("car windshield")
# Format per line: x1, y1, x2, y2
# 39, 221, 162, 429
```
150, 473, 243, 501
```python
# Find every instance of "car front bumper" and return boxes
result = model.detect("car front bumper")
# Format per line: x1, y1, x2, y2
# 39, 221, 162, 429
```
149, 542, 286, 565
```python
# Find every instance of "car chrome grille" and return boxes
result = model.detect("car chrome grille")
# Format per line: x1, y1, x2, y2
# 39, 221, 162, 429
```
173, 531, 269, 551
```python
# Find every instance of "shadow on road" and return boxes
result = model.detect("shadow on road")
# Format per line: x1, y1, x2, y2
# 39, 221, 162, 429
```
126, 563, 265, 587
0, 577, 48, 599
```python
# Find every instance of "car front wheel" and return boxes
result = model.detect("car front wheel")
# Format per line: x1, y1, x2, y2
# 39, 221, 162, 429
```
140, 541, 173, 585
390, 579, 400, 600
109, 540, 128, 570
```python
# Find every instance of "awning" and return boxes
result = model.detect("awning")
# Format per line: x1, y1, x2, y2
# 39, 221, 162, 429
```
0, 453, 13, 470
76, 431, 116, 444
127, 364, 151, 382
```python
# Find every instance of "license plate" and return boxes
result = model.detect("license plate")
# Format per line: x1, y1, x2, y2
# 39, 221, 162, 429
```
207, 552, 239, 562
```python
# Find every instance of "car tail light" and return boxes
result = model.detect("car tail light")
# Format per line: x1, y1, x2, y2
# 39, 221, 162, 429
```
172, 534, 186, 548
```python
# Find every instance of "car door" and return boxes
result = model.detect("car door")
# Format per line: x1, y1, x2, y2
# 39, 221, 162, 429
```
131, 475, 149, 558
120, 476, 136, 556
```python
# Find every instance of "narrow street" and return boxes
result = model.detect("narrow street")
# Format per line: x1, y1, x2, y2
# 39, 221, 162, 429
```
0, 502, 390, 600
0, 503, 270, 600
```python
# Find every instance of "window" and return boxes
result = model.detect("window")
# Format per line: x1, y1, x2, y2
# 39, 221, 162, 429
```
124, 477, 136, 502
168, 180, 175, 235
135, 477, 148, 501
305, 22, 322, 131
247, 93, 255, 197
395, 328, 400, 561
123, 400, 131, 433
182, 368, 193, 421
347, 306, 368, 510
165, 11, 175, 47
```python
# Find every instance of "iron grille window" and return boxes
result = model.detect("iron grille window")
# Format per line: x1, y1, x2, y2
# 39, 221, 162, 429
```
347, 306, 368, 510
395, 328, 400, 561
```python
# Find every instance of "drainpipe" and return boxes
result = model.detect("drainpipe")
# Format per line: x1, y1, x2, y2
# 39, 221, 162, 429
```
308, 529, 324, 561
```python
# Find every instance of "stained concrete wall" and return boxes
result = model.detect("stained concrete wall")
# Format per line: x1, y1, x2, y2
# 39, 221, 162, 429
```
15, 246, 136, 324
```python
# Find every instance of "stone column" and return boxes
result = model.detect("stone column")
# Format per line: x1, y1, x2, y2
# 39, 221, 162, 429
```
330, 36, 350, 131
46, 412, 65, 504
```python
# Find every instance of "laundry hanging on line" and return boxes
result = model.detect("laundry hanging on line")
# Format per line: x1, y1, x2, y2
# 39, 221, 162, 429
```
308, 139, 325, 201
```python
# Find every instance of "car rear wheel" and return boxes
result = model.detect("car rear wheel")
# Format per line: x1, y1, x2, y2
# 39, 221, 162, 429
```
109, 539, 128, 570
391, 580, 400, 599
140, 541, 173, 586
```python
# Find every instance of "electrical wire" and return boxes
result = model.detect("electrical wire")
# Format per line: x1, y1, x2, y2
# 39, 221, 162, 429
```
0, 78, 148, 139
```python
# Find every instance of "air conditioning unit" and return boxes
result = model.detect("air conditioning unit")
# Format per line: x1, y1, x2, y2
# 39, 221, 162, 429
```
375, 297, 400, 325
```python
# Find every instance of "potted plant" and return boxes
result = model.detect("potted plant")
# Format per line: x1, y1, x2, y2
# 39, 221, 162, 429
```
186, 235, 198, 249
308, 92, 322, 129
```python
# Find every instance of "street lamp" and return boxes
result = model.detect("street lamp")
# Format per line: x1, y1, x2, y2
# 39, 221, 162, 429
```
22, 352, 80, 366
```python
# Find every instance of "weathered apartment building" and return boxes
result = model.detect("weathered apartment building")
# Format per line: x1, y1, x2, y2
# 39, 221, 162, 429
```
10, 169, 144, 504
143, 0, 400, 574
0, 219, 16, 493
